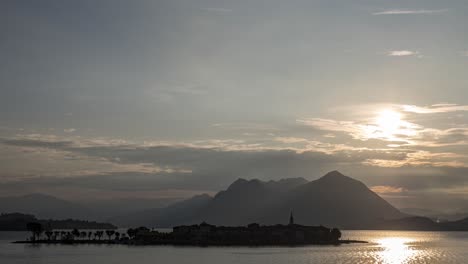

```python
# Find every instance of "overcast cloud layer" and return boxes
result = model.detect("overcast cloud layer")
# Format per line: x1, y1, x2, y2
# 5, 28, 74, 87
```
1, 0, 468, 214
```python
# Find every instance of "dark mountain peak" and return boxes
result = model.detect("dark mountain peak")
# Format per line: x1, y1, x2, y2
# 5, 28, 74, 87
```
322, 170, 346, 179
316, 170, 361, 186
227, 178, 262, 191
191, 193, 212, 201
267, 177, 308, 185
264, 178, 308, 191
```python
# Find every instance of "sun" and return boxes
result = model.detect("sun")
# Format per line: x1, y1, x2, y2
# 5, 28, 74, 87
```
375, 109, 403, 137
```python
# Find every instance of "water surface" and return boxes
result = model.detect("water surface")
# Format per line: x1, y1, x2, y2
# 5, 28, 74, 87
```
1, 230, 468, 263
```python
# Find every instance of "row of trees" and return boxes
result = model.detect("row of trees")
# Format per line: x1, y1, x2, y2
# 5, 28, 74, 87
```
26, 222, 123, 241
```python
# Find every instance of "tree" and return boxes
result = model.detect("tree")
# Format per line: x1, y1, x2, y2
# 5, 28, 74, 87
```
26, 222, 43, 241
72, 228, 80, 240
80, 231, 87, 240
114, 232, 120, 241
88, 231, 93, 240
95, 231, 104, 240
45, 231, 53, 241
54, 231, 60, 240
127, 228, 136, 239
330, 228, 341, 241
105, 230, 115, 240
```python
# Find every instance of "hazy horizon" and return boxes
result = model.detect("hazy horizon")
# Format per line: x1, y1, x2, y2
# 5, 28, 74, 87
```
2, 0, 468, 216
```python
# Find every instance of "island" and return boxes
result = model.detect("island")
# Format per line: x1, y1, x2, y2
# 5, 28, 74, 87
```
14, 212, 366, 246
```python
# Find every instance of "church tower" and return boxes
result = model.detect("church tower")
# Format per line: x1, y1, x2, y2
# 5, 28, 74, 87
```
289, 211, 294, 225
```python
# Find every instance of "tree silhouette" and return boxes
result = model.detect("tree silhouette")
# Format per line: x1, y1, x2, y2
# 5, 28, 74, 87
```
105, 230, 115, 240
45, 231, 53, 241
26, 222, 43, 241
71, 228, 80, 240
331, 228, 341, 240
80, 231, 87, 240
94, 230, 104, 240
127, 228, 136, 239
54, 231, 60, 240
88, 231, 93, 240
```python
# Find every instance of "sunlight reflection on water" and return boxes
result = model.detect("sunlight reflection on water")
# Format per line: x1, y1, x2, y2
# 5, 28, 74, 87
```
1, 230, 468, 264
377, 237, 415, 264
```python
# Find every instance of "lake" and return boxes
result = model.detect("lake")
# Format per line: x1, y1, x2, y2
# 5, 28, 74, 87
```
1, 230, 468, 263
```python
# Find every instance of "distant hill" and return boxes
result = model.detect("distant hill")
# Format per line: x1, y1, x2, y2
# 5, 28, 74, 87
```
0, 213, 116, 231
112, 171, 406, 228
0, 193, 181, 221
111, 194, 213, 227
0, 194, 93, 220
400, 207, 468, 222
370, 216, 468, 231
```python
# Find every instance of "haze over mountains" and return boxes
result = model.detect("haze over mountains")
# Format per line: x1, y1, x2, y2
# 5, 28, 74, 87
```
3, 171, 468, 230
112, 171, 405, 228
0, 193, 92, 220
0, 193, 178, 221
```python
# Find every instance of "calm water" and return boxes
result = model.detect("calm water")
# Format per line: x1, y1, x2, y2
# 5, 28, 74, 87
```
1, 230, 468, 263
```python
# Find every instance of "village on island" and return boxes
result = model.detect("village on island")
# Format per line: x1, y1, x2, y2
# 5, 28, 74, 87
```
14, 212, 365, 246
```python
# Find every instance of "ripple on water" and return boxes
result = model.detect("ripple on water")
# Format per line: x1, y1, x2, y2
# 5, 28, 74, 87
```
1, 230, 468, 264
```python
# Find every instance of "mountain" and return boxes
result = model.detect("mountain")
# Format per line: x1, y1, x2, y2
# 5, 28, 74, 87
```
400, 207, 468, 222
113, 171, 406, 228
369, 216, 468, 231
265, 171, 404, 228
0, 194, 93, 220
0, 213, 116, 231
80, 197, 182, 220
110, 194, 213, 227
0, 194, 181, 221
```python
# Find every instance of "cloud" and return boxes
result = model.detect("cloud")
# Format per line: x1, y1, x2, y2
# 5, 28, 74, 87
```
373, 9, 448, 15
274, 137, 308, 144
297, 118, 361, 136
3, 131, 468, 213
387, 50, 419, 57
64, 128, 76, 133
371, 185, 406, 194
298, 102, 468, 169
402, 104, 468, 114
363, 151, 468, 168
297, 117, 419, 144
201, 7, 232, 13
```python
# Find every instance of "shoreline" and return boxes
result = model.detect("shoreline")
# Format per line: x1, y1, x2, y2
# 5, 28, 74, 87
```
12, 239, 367, 246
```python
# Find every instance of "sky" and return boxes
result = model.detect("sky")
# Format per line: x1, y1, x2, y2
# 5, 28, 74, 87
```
1, 0, 468, 214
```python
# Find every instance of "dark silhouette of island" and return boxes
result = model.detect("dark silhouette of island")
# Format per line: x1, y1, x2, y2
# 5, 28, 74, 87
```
15, 213, 366, 246
0, 213, 116, 231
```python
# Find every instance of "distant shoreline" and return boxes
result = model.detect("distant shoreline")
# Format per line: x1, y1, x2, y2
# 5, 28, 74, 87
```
12, 239, 367, 246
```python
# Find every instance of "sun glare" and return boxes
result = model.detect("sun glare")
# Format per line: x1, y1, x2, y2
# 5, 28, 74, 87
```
377, 237, 415, 264
360, 109, 416, 142
376, 110, 402, 135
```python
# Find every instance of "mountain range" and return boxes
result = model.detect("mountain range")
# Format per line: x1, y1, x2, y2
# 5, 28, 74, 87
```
3, 171, 468, 231
112, 171, 405, 228
0, 193, 178, 221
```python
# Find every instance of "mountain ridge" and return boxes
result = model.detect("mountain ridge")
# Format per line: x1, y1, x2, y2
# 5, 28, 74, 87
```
112, 171, 406, 228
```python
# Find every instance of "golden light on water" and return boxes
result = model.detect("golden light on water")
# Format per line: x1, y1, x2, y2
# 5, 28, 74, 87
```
378, 237, 415, 264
